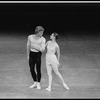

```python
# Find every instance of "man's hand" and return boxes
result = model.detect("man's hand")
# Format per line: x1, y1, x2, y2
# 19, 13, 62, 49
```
40, 48, 45, 52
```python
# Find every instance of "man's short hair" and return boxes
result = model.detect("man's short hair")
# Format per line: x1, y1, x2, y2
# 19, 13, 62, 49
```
35, 26, 44, 34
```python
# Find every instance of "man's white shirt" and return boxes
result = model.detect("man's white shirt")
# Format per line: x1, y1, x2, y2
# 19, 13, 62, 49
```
28, 35, 46, 52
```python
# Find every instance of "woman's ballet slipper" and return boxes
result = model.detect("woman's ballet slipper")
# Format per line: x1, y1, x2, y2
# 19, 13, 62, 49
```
63, 83, 69, 90
46, 87, 51, 92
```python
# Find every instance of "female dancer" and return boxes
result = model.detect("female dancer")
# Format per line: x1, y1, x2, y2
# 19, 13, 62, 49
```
45, 32, 69, 92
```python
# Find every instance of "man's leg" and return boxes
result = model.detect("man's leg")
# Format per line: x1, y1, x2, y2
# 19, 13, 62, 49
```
36, 51, 42, 89
29, 51, 37, 88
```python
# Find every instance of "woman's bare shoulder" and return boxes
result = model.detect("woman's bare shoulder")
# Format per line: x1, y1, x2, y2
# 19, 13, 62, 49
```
46, 40, 51, 46
47, 40, 51, 44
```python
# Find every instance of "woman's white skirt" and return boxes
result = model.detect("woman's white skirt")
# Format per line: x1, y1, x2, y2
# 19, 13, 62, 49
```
46, 53, 59, 66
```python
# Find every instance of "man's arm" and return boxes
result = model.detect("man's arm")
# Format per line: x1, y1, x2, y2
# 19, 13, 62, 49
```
31, 44, 41, 51
41, 38, 46, 52
45, 41, 49, 47
27, 36, 31, 59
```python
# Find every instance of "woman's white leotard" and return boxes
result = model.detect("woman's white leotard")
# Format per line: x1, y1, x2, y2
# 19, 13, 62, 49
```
46, 41, 59, 66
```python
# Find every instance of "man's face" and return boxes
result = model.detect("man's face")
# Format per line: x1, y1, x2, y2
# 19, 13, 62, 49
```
37, 31, 43, 37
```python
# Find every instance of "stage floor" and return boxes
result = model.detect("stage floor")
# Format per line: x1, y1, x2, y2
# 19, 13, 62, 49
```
0, 34, 100, 98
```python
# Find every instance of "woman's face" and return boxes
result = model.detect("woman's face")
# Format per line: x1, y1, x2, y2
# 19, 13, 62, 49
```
50, 33, 55, 40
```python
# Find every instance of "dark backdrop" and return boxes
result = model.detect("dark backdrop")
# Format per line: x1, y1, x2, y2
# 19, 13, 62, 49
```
0, 3, 100, 36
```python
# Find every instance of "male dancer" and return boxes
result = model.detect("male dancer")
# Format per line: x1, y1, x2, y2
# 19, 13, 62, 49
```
27, 26, 46, 89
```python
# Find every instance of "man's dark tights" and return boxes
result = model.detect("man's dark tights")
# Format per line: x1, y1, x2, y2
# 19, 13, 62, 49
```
29, 51, 42, 82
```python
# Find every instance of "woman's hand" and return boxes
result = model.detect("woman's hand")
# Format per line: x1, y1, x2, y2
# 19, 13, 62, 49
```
27, 56, 29, 60
58, 63, 60, 67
